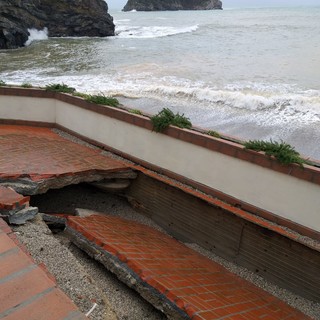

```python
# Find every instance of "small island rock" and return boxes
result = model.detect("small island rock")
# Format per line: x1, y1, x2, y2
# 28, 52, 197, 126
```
123, 0, 223, 11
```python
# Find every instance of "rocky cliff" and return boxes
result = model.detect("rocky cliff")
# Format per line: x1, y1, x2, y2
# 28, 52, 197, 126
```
0, 0, 115, 49
123, 0, 223, 11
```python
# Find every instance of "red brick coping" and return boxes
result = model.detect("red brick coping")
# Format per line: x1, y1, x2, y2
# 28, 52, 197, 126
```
67, 214, 311, 320
0, 218, 86, 319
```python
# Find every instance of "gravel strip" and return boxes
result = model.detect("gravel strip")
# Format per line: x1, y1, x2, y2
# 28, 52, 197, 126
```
52, 128, 134, 165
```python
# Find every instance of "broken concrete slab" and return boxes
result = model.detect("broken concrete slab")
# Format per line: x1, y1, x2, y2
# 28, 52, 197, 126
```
0, 171, 136, 195
0, 186, 38, 224
0, 186, 29, 210
0, 125, 135, 196
7, 206, 39, 225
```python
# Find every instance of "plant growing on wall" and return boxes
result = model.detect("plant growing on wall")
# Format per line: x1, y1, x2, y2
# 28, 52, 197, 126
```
129, 109, 143, 115
84, 94, 119, 107
207, 130, 221, 138
73, 92, 89, 99
244, 139, 305, 165
21, 83, 33, 88
45, 83, 76, 93
151, 108, 192, 132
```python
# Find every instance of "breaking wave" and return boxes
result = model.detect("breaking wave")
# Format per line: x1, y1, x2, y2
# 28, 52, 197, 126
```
115, 24, 198, 38
25, 28, 49, 46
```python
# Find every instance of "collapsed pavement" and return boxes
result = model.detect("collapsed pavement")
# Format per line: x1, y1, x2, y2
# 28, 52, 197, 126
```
0, 125, 318, 320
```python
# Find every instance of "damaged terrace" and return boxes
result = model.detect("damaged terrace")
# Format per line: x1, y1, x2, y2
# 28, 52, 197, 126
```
0, 87, 320, 320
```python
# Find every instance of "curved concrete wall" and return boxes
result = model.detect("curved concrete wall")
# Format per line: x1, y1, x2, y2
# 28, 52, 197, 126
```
0, 90, 319, 235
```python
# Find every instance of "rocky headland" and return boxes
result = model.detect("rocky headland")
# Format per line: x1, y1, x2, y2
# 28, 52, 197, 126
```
0, 0, 115, 49
123, 0, 223, 11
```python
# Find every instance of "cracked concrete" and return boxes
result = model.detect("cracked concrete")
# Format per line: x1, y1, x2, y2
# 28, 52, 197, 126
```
0, 125, 136, 224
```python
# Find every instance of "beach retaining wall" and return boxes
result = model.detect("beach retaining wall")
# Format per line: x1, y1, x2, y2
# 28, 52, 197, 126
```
0, 87, 319, 239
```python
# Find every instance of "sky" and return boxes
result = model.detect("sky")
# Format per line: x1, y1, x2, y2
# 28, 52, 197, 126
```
107, 0, 319, 10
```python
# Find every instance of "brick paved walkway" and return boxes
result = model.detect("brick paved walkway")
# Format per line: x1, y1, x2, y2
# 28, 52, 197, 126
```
67, 214, 311, 320
0, 125, 130, 183
0, 218, 86, 319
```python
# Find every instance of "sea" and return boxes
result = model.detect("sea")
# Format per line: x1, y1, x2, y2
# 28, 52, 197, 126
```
1, 6, 320, 159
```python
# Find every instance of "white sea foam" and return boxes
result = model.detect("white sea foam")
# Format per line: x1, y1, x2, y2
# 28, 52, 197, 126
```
6, 65, 320, 125
25, 28, 49, 46
114, 19, 131, 23
44, 72, 320, 124
115, 24, 198, 38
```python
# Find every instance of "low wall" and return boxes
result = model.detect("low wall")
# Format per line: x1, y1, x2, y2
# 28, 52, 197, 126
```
0, 87, 320, 238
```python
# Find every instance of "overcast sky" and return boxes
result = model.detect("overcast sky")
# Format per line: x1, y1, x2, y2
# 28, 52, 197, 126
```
107, 0, 319, 10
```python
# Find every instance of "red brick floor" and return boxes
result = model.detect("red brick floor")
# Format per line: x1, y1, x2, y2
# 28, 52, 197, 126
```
67, 214, 312, 320
0, 125, 129, 182
0, 218, 86, 319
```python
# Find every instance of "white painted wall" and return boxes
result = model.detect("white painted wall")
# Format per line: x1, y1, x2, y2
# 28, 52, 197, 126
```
0, 96, 56, 123
1, 94, 319, 233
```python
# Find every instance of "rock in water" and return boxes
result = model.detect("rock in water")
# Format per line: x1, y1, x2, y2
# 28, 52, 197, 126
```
0, 0, 115, 49
123, 0, 223, 11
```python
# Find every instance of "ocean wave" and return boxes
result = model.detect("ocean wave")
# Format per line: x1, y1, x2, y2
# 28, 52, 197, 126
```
3, 70, 320, 125
115, 24, 198, 38
101, 78, 320, 124
114, 19, 131, 23
25, 28, 48, 46
140, 84, 319, 112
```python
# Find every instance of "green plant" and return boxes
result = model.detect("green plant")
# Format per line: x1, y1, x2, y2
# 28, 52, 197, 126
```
85, 94, 119, 107
207, 130, 221, 138
21, 83, 33, 88
73, 92, 90, 99
0, 80, 6, 86
244, 139, 305, 165
129, 109, 143, 115
151, 108, 192, 132
45, 83, 76, 93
